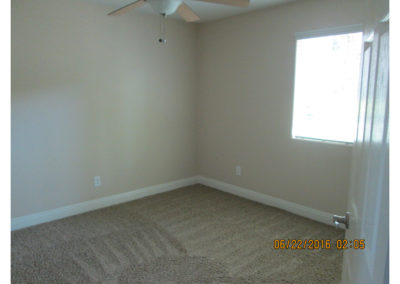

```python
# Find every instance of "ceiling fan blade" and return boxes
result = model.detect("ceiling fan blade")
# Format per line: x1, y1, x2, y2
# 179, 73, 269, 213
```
108, 0, 146, 16
177, 3, 200, 22
194, 0, 249, 8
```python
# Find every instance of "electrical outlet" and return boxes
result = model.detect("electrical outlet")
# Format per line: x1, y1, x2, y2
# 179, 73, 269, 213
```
94, 176, 102, 187
235, 166, 241, 176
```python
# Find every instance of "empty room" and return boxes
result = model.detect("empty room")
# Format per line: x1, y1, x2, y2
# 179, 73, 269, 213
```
10, 0, 390, 283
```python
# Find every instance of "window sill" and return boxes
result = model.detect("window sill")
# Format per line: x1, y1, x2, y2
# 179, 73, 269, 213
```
292, 136, 354, 147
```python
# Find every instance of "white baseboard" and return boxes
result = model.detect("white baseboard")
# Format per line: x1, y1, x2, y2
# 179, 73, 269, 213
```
197, 176, 334, 226
11, 176, 198, 231
12, 175, 335, 231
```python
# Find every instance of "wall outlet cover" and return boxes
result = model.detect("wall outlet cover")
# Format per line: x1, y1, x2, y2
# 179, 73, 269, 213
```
94, 176, 102, 187
235, 166, 241, 176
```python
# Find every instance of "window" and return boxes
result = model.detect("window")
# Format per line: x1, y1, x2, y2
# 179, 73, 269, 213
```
292, 29, 363, 144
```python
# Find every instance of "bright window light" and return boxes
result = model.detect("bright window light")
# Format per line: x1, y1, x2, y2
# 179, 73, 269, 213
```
292, 31, 363, 144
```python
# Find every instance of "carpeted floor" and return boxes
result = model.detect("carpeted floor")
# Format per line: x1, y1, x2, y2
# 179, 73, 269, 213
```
12, 184, 344, 283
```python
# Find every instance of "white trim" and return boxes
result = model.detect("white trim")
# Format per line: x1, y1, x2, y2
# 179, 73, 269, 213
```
342, 252, 353, 284
197, 176, 335, 226
295, 24, 363, 40
11, 176, 198, 231
12, 175, 336, 231
292, 136, 354, 147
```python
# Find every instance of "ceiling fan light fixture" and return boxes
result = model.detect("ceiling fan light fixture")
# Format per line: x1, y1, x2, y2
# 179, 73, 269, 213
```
108, 0, 250, 42
147, 0, 183, 15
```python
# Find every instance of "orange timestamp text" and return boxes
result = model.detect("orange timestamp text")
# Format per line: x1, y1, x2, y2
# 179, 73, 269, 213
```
273, 239, 366, 250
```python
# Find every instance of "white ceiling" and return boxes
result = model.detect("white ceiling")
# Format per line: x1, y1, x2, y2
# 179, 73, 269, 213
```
84, 0, 295, 22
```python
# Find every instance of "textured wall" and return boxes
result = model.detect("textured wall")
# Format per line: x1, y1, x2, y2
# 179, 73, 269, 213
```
11, 0, 197, 217
196, 0, 365, 214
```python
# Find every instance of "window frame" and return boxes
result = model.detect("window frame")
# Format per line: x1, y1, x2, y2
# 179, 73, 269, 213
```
291, 24, 364, 146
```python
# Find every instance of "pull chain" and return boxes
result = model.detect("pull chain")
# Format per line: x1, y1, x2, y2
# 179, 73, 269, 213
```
158, 13, 166, 44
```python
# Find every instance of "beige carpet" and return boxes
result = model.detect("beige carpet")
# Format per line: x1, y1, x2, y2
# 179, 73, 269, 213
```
12, 184, 344, 283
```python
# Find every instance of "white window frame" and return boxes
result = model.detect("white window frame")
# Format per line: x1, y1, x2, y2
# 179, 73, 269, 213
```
291, 24, 364, 146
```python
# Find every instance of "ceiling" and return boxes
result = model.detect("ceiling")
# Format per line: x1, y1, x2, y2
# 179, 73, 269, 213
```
84, 0, 295, 22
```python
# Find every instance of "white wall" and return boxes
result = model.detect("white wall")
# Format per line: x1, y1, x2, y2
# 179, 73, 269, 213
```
12, 0, 368, 219
196, 0, 365, 214
11, 0, 197, 218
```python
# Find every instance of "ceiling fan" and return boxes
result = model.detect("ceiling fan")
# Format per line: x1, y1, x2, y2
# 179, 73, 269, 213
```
108, 0, 250, 42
